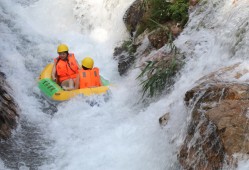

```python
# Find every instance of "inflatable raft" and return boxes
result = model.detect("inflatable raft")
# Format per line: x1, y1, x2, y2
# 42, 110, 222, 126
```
38, 63, 110, 102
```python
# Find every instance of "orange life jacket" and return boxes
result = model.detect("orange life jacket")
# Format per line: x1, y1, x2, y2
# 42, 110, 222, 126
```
54, 53, 79, 83
78, 68, 101, 89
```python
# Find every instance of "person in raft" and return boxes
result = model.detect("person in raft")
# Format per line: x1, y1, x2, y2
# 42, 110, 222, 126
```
52, 44, 80, 90
74, 57, 102, 89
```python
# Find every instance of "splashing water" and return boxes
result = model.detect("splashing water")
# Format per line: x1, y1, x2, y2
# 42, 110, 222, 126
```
0, 0, 168, 169
1, 0, 249, 169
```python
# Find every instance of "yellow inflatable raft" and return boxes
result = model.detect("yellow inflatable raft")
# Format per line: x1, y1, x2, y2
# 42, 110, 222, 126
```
38, 63, 110, 102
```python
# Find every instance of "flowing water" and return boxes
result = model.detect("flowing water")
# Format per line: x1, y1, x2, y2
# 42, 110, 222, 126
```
1, 0, 249, 169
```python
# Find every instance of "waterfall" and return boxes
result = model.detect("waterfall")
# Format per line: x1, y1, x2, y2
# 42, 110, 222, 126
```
1, 0, 249, 169
0, 0, 168, 169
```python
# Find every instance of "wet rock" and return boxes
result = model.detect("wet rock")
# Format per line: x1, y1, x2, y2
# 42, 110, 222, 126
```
148, 28, 169, 49
115, 52, 135, 76
170, 23, 183, 38
113, 41, 136, 76
123, 0, 144, 36
159, 112, 170, 127
133, 29, 150, 46
147, 22, 183, 49
189, 0, 199, 6
115, 0, 187, 76
0, 71, 19, 140
178, 63, 249, 169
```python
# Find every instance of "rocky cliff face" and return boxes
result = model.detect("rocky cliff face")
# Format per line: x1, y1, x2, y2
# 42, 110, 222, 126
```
115, 0, 188, 76
0, 72, 19, 140
178, 63, 249, 169
114, 1, 249, 169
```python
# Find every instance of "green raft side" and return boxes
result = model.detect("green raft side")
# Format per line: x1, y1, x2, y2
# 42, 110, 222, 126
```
100, 76, 110, 86
38, 78, 62, 97
38, 76, 109, 98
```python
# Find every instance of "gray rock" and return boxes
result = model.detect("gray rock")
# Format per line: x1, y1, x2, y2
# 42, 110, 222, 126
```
178, 63, 249, 169
0, 71, 19, 140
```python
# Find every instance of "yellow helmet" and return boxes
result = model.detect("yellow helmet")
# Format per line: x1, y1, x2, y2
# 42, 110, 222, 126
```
82, 57, 94, 69
57, 44, 69, 53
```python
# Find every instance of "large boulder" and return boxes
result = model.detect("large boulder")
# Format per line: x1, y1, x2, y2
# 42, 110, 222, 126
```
0, 72, 19, 140
123, 0, 144, 36
178, 63, 249, 169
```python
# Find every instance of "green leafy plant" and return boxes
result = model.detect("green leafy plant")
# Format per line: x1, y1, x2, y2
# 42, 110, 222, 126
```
137, 56, 181, 97
149, 0, 171, 23
168, 0, 189, 25
141, 0, 171, 31
136, 0, 189, 37
131, 0, 188, 98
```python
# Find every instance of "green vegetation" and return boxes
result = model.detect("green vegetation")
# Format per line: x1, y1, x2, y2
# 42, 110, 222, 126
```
135, 0, 189, 98
117, 0, 190, 98
137, 50, 182, 97
136, 0, 189, 37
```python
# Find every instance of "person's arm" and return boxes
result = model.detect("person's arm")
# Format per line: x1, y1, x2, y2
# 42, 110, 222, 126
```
52, 63, 57, 82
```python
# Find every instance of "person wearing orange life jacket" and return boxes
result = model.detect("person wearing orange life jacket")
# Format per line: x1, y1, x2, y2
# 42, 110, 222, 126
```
74, 57, 102, 89
52, 44, 80, 90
